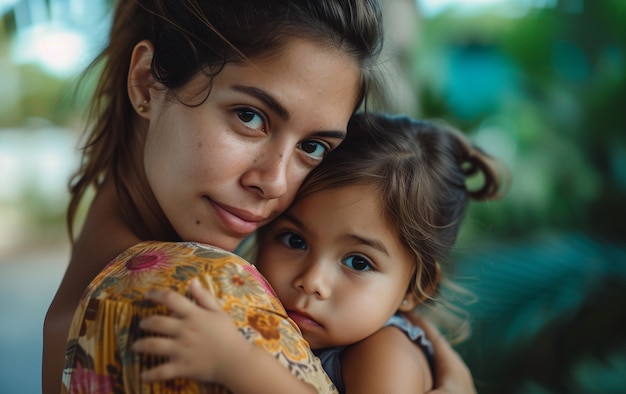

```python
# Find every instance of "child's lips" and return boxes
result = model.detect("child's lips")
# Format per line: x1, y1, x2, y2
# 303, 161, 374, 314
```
286, 310, 322, 329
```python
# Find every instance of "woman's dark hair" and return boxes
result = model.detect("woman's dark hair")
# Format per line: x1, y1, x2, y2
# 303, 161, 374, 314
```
68, 0, 384, 240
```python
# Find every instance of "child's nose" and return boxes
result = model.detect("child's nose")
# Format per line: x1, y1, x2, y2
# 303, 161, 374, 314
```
293, 261, 331, 300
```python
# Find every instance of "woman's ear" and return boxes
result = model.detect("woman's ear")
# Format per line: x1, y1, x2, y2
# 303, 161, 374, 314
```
128, 40, 155, 119
398, 292, 420, 312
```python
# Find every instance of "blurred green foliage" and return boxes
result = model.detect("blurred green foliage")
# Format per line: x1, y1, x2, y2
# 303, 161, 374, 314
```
414, 1, 626, 243
412, 3, 626, 393
0, 33, 85, 129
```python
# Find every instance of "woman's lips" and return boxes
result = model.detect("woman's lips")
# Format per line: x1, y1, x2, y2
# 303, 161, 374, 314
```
206, 197, 264, 235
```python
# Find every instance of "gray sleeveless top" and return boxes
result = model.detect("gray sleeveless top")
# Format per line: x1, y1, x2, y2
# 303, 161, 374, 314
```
313, 314, 435, 393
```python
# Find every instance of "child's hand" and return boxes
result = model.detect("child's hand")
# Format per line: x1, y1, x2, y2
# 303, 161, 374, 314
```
132, 278, 253, 384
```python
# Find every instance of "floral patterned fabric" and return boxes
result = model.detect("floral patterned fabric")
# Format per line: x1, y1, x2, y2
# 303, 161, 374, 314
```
62, 241, 337, 393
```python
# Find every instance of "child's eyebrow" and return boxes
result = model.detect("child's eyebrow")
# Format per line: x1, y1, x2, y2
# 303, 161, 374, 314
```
282, 212, 389, 256
347, 234, 389, 257
281, 212, 307, 231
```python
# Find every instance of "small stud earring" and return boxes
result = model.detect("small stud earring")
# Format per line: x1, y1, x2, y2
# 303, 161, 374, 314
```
402, 299, 409, 306
137, 100, 149, 113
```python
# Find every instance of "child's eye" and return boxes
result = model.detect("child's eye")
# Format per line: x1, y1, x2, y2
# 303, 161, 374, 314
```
298, 140, 330, 161
279, 232, 307, 250
236, 108, 265, 132
342, 255, 373, 272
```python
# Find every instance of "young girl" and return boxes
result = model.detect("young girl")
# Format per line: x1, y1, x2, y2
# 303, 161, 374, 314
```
133, 112, 505, 393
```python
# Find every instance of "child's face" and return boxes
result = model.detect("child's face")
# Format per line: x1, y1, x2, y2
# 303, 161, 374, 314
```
142, 38, 360, 252
256, 184, 415, 349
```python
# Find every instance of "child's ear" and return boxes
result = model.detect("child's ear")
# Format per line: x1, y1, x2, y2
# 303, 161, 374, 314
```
128, 40, 156, 119
398, 293, 420, 312
399, 262, 442, 312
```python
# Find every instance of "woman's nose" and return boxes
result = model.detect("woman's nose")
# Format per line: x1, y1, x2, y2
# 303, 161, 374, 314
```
242, 149, 290, 199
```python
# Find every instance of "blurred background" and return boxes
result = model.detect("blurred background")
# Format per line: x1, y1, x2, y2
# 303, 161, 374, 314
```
0, 0, 624, 392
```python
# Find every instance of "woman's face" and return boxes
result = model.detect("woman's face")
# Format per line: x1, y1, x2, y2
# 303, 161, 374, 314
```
143, 38, 361, 251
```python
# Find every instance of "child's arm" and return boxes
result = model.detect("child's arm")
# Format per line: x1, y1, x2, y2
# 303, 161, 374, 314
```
341, 325, 433, 394
404, 313, 476, 394
132, 278, 316, 394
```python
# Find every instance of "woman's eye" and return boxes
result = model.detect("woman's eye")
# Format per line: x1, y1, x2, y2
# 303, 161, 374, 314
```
299, 140, 329, 161
236, 108, 265, 131
279, 232, 307, 250
343, 255, 373, 272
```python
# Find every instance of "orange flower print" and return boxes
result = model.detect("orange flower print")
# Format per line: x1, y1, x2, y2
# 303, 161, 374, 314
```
232, 275, 245, 287
214, 264, 267, 300
248, 312, 281, 341
63, 242, 338, 394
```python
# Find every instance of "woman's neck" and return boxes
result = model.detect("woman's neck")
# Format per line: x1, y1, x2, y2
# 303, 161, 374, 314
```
72, 176, 142, 274
115, 124, 180, 242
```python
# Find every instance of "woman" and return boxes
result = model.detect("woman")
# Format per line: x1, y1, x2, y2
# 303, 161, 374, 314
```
44, 0, 474, 392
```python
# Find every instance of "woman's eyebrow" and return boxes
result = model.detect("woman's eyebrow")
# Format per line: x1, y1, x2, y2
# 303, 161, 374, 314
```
231, 84, 289, 120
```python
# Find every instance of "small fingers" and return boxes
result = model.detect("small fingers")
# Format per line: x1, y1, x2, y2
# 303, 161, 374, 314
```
140, 362, 182, 382
139, 315, 180, 337
133, 337, 177, 358
144, 288, 194, 318
189, 278, 222, 312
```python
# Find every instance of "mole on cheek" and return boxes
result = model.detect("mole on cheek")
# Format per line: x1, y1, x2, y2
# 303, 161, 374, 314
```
196, 220, 201, 225
197, 142, 203, 148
